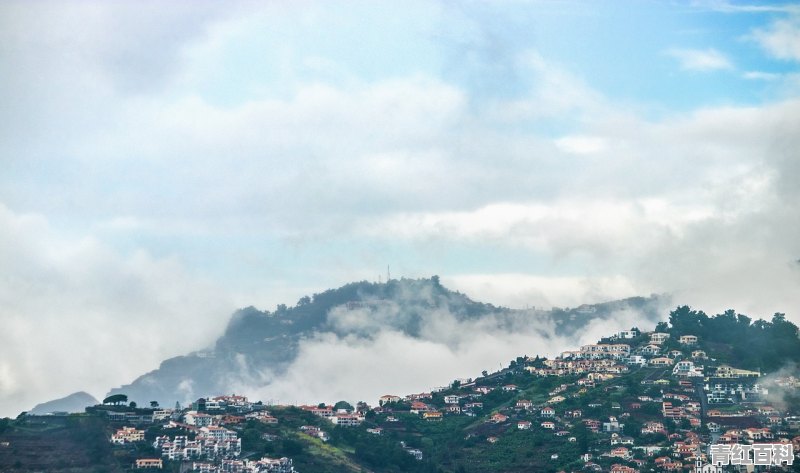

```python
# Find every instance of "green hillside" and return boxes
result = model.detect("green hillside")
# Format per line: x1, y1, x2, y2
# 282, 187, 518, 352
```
3, 306, 798, 472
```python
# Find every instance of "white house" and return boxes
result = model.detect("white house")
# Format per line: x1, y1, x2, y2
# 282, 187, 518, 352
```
627, 355, 647, 367
184, 412, 213, 427
673, 360, 703, 377
641, 345, 661, 356
379, 395, 402, 405
650, 332, 670, 344
617, 329, 639, 339
444, 395, 460, 404
330, 414, 364, 426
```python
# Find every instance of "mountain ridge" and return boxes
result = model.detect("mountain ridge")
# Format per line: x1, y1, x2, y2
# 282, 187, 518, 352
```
28, 391, 99, 415
105, 277, 667, 407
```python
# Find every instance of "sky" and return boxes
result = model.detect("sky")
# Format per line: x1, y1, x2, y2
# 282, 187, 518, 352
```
1, 0, 800, 416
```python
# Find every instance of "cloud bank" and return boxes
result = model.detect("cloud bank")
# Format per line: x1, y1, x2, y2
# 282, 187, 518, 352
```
235, 292, 663, 407
0, 204, 233, 416
1, 1, 800, 416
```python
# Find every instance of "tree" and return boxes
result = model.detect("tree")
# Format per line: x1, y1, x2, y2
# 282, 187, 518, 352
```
334, 401, 354, 412
103, 394, 128, 405
150, 401, 159, 408
129, 401, 137, 408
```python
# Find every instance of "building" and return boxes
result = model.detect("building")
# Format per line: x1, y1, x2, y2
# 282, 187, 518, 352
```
406, 448, 423, 460
151, 410, 173, 422
379, 395, 401, 405
641, 345, 661, 356
641, 421, 666, 435
184, 412, 214, 427
516, 399, 533, 409
444, 395, 460, 404
330, 414, 364, 426
649, 357, 672, 366
713, 365, 760, 379
578, 344, 631, 360
650, 332, 670, 344
251, 456, 294, 473
691, 350, 707, 359
672, 360, 703, 377
627, 355, 647, 367
610, 447, 631, 460
409, 402, 431, 414
679, 335, 698, 345
111, 426, 145, 444
603, 418, 624, 433
134, 458, 163, 469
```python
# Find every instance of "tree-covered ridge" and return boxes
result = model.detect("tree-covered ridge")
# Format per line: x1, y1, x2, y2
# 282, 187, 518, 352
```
220, 276, 503, 349
110, 277, 665, 407
664, 306, 800, 372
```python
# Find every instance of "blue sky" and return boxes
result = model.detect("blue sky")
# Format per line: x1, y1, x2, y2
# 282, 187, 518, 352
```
1, 0, 800, 415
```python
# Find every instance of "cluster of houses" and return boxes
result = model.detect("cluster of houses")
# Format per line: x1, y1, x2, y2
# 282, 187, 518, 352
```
106, 395, 294, 472
192, 457, 294, 473
298, 404, 366, 426
106, 327, 799, 473
367, 328, 797, 472
153, 426, 242, 461
111, 426, 145, 444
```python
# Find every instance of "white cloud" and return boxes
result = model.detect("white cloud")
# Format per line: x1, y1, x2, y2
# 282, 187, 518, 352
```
0, 204, 234, 417
555, 135, 608, 154
666, 48, 734, 71
691, 1, 799, 14
443, 274, 643, 310
1, 0, 799, 415
742, 71, 781, 81
239, 297, 659, 407
751, 14, 800, 62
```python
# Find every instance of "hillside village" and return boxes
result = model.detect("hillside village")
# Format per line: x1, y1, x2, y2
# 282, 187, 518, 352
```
3, 307, 799, 473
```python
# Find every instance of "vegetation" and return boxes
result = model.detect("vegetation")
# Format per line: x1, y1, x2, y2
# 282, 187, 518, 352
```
102, 394, 128, 406
4, 305, 798, 472
667, 306, 800, 371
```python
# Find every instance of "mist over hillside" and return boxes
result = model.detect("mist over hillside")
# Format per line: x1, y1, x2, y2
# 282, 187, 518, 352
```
108, 277, 667, 407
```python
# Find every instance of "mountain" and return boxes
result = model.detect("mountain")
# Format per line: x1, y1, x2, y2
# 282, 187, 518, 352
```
106, 277, 667, 407
5, 305, 798, 473
28, 391, 99, 415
